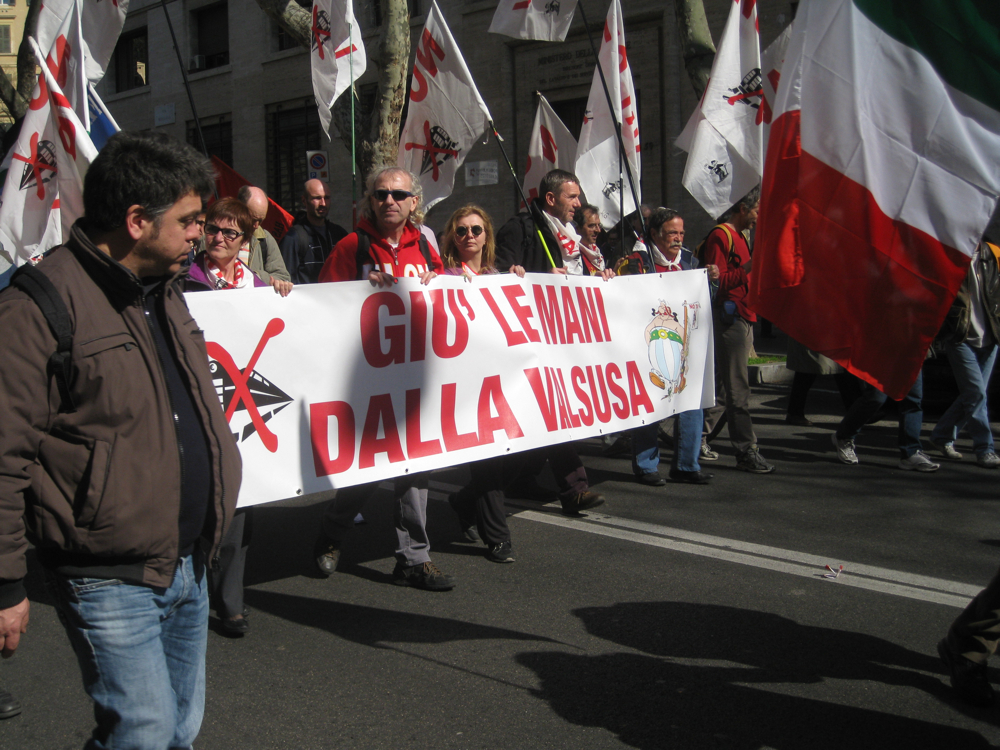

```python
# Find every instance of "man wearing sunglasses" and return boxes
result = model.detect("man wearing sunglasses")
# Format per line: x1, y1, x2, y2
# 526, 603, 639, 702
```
316, 167, 453, 591
279, 179, 348, 284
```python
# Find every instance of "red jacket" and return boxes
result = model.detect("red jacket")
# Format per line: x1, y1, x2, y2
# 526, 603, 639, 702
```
703, 225, 756, 323
319, 218, 443, 282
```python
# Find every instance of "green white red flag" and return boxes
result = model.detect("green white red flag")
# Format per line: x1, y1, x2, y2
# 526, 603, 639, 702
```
749, 0, 1000, 399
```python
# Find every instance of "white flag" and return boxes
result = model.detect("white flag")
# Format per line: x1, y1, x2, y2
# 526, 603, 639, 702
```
488, 0, 579, 42
675, 0, 763, 220
521, 94, 577, 205
398, 1, 492, 211
35, 2, 90, 131
0, 36, 99, 272
574, 0, 641, 229
311, 0, 367, 139
36, 0, 128, 85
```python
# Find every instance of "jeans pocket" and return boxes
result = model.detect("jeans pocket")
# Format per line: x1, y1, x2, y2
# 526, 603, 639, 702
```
67, 577, 124, 595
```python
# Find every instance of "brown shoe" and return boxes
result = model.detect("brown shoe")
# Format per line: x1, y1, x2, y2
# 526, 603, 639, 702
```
560, 491, 605, 516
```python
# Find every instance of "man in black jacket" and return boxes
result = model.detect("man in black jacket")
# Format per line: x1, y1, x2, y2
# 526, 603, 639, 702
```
279, 179, 348, 284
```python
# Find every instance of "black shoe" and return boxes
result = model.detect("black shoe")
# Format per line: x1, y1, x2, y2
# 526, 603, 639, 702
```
487, 541, 515, 563
560, 491, 605, 516
506, 478, 557, 502
392, 561, 455, 591
669, 469, 713, 484
938, 638, 995, 707
636, 472, 666, 487
448, 492, 481, 543
785, 415, 815, 427
736, 448, 776, 474
0, 687, 21, 720
313, 536, 341, 577
221, 615, 250, 636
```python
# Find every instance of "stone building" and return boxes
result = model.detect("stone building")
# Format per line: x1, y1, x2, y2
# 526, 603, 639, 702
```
98, 0, 794, 243
0, 0, 30, 130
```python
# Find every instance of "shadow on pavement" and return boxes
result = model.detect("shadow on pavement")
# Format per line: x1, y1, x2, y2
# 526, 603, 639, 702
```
515, 601, 999, 749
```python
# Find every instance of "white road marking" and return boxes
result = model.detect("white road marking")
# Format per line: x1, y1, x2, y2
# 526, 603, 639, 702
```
425, 479, 979, 609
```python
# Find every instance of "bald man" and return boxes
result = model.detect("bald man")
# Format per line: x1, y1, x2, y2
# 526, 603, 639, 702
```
236, 185, 292, 290
279, 179, 348, 284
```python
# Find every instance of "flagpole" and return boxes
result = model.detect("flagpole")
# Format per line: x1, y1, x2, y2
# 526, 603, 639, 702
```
489, 121, 557, 270
577, 1, 644, 241
159, 0, 211, 164
349, 22, 357, 229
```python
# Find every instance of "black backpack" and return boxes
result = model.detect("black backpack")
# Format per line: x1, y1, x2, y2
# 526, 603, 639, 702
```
6, 263, 77, 413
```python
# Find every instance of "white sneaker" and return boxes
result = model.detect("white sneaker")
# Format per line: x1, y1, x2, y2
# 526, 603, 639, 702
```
899, 451, 940, 472
831, 433, 858, 464
977, 451, 1000, 469
930, 438, 963, 461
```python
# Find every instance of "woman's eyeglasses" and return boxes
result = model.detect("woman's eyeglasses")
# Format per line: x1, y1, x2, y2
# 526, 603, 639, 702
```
373, 189, 415, 202
454, 225, 484, 238
205, 224, 243, 242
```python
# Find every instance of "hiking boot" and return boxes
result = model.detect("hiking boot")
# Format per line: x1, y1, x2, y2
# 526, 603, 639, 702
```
899, 451, 940, 472
977, 451, 1000, 469
313, 536, 341, 577
560, 491, 605, 516
486, 540, 515, 563
392, 561, 455, 591
699, 442, 719, 462
448, 492, 481, 542
938, 639, 994, 707
831, 433, 858, 465
930, 438, 963, 461
736, 448, 775, 474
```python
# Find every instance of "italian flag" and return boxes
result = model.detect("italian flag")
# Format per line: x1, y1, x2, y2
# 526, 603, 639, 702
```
749, 0, 1000, 399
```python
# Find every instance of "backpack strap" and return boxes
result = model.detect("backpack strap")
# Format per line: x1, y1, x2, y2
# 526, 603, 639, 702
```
9, 264, 77, 413
354, 229, 373, 281
417, 234, 432, 268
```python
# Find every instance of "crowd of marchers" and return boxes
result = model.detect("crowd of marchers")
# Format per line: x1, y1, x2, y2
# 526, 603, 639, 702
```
0, 132, 998, 747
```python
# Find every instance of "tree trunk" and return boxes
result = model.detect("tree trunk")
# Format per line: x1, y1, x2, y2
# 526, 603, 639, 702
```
673, 0, 716, 99
1, 0, 41, 122
255, 0, 312, 49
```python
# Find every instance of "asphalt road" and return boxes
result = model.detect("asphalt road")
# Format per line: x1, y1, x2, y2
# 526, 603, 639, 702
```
4, 377, 1000, 749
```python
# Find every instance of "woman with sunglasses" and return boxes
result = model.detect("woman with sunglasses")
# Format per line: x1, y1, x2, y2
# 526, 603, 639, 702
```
439, 205, 524, 563
440, 205, 525, 278
185, 198, 268, 293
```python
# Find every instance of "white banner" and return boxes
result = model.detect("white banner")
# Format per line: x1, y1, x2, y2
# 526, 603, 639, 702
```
397, 1, 492, 211
36, 0, 128, 85
185, 272, 715, 507
574, 0, 641, 229
522, 94, 577, 205
488, 0, 580, 42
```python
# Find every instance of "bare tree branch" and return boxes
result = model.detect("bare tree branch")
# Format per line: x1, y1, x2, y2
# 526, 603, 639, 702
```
255, 0, 312, 49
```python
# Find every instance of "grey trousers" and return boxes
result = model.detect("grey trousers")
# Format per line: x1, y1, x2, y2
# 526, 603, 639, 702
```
208, 507, 251, 619
321, 474, 431, 567
703, 314, 757, 456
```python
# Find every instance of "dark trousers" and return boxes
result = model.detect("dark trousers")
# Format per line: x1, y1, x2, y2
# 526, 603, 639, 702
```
703, 315, 756, 455
947, 563, 1000, 663
514, 444, 589, 499
453, 456, 511, 545
208, 508, 252, 620
787, 371, 863, 418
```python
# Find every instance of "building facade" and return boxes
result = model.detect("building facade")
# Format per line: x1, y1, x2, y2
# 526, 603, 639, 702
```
98, 0, 794, 243
0, 0, 31, 130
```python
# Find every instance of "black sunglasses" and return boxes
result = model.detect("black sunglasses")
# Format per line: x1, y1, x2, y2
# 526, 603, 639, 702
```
204, 224, 243, 242
373, 189, 415, 202
455, 225, 484, 238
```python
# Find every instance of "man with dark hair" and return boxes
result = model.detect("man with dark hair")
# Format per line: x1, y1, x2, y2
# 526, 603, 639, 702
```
701, 186, 776, 474
495, 169, 607, 514
235, 185, 292, 293
0, 130, 241, 748
279, 179, 348, 284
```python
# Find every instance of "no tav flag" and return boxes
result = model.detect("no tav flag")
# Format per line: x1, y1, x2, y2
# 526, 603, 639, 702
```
574, 0, 641, 229
521, 94, 577, 206
489, 0, 579, 42
310, 0, 367, 139
749, 0, 1000, 399
398, 1, 492, 211
675, 0, 763, 221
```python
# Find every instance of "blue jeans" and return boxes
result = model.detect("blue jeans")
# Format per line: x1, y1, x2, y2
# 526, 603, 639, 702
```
632, 408, 704, 475
46, 554, 209, 750
931, 341, 997, 456
836, 371, 924, 458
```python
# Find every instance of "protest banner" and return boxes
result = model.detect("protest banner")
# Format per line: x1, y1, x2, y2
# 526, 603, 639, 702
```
185, 271, 714, 507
